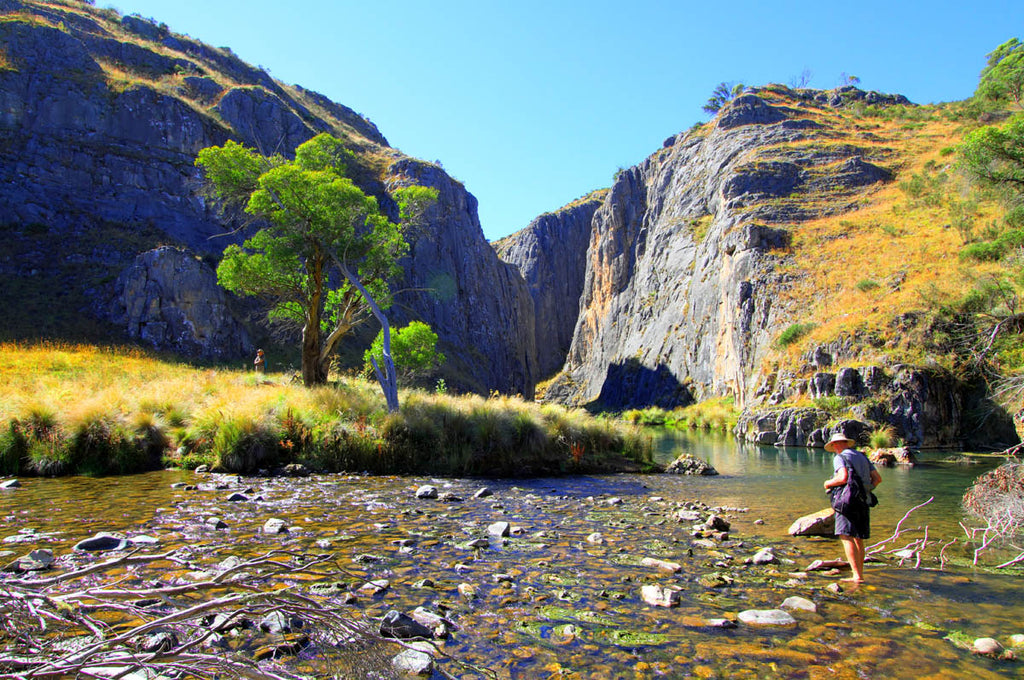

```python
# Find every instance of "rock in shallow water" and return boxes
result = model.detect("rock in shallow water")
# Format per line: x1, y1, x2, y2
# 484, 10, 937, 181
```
74, 533, 128, 552
737, 609, 797, 626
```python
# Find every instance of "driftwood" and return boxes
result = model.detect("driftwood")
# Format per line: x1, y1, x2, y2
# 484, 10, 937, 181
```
0, 548, 398, 679
804, 498, 956, 572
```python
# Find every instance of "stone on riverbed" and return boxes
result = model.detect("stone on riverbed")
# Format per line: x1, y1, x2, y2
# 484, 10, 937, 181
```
488, 521, 511, 538
415, 485, 438, 499
781, 596, 817, 613
74, 532, 128, 552
262, 518, 288, 534
788, 509, 835, 536
737, 609, 797, 626
664, 454, 719, 475
641, 557, 682, 573
641, 584, 682, 607
393, 641, 436, 675
3, 548, 55, 573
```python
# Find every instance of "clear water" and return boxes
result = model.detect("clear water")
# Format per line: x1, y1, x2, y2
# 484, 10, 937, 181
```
1, 432, 1021, 679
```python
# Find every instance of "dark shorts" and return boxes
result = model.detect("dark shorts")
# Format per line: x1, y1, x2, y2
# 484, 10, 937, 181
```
835, 502, 870, 539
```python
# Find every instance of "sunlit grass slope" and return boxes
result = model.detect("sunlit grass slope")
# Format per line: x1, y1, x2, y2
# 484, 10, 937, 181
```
0, 343, 653, 477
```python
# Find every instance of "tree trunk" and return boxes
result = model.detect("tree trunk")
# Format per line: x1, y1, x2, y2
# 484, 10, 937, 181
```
333, 257, 400, 412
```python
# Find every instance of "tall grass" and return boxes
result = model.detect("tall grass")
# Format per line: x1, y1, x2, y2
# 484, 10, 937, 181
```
0, 343, 652, 477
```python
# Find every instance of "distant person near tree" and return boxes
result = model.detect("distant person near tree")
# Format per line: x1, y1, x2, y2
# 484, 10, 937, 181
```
822, 432, 881, 583
254, 349, 265, 374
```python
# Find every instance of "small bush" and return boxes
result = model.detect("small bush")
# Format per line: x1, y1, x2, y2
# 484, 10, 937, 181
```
855, 279, 881, 292
777, 323, 817, 348
959, 241, 1006, 262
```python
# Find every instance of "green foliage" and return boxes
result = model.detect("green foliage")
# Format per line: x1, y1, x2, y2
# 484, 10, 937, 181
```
959, 113, 1024, 194
976, 38, 1024, 106
703, 82, 744, 115
363, 321, 445, 385
776, 322, 817, 348
196, 134, 437, 387
959, 241, 1007, 262
855, 279, 880, 292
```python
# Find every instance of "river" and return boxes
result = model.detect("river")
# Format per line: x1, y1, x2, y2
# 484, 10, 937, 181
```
1, 432, 1021, 678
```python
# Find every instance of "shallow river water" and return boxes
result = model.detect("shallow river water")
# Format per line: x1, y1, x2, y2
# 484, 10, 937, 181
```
1, 432, 1022, 678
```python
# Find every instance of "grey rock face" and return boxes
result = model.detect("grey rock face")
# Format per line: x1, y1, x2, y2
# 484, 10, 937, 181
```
549, 90, 893, 409
0, 4, 535, 395
496, 194, 603, 379
386, 159, 536, 396
113, 247, 252, 360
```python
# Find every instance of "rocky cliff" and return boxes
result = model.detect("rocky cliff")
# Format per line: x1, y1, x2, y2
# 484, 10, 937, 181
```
532, 89, 901, 410
495, 191, 605, 381
0, 0, 535, 395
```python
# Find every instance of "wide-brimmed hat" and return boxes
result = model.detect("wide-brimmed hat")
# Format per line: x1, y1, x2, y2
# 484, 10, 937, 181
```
824, 432, 855, 453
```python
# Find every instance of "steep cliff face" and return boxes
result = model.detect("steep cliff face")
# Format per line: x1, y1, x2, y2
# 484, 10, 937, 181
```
547, 89, 900, 410
0, 1, 535, 394
495, 192, 604, 381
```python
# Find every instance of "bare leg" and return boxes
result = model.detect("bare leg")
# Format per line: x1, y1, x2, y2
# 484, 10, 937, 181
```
839, 535, 865, 583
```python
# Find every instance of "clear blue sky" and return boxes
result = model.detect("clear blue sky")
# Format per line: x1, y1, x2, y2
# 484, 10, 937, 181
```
108, 0, 1020, 240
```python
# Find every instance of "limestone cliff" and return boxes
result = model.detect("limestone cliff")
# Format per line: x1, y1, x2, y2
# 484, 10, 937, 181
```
543, 89, 901, 410
0, 1, 535, 394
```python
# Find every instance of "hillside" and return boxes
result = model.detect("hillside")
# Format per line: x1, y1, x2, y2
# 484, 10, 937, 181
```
498, 83, 1022, 448
0, 0, 536, 395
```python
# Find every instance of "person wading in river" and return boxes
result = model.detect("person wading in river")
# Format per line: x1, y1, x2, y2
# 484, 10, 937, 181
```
822, 432, 882, 583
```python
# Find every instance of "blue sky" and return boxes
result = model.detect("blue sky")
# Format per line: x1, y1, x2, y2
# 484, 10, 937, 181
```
108, 0, 1020, 240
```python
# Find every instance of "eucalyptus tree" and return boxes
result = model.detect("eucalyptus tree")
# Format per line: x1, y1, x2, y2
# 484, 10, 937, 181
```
196, 133, 436, 410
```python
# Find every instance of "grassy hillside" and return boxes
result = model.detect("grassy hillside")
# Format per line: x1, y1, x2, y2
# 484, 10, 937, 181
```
721, 84, 1024, 415
0, 342, 653, 476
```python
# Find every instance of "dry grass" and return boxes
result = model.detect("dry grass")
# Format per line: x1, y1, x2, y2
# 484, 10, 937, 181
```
0, 343, 651, 476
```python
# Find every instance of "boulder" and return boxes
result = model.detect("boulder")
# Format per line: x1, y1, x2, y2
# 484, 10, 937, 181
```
664, 454, 718, 476
788, 509, 835, 536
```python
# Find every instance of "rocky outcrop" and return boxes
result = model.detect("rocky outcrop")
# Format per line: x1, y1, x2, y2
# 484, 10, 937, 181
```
385, 160, 536, 396
113, 247, 251, 360
495, 193, 605, 379
0, 2, 535, 394
737, 358, 1019, 450
547, 88, 893, 410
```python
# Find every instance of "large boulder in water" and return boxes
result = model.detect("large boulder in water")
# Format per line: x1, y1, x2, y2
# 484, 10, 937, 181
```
664, 454, 718, 476
788, 508, 835, 536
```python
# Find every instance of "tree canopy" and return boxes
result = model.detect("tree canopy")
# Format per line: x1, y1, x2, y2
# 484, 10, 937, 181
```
196, 134, 437, 399
702, 82, 745, 115
977, 38, 1024, 107
364, 321, 445, 385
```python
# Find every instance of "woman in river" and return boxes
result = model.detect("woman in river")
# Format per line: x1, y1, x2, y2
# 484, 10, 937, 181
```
822, 432, 882, 583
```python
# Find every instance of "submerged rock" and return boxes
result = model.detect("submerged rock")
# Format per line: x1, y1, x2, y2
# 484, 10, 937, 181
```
737, 609, 797, 626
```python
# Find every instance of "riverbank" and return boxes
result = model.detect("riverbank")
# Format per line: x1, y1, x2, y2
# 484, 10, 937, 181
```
0, 343, 653, 477
2, 469, 1021, 678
